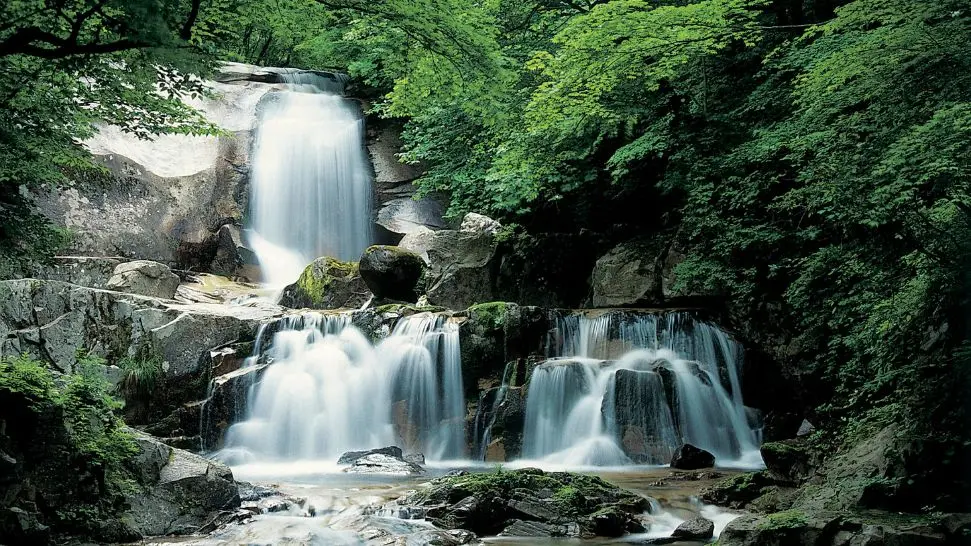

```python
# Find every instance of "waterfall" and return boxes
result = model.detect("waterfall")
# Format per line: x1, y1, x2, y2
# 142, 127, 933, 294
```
246, 70, 373, 286
215, 312, 465, 464
521, 312, 761, 467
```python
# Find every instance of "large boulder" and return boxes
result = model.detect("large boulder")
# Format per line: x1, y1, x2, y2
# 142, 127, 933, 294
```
337, 446, 404, 465
106, 260, 181, 299
670, 443, 716, 470
358, 245, 425, 302
124, 432, 240, 536
719, 511, 950, 546
31, 67, 268, 269
590, 238, 664, 307
399, 213, 500, 309
279, 257, 371, 310
398, 469, 648, 538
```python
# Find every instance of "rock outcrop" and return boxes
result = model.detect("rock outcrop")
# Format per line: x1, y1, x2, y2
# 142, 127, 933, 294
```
358, 245, 425, 302
124, 431, 240, 536
106, 260, 181, 299
279, 257, 371, 310
672, 517, 715, 540
397, 468, 649, 539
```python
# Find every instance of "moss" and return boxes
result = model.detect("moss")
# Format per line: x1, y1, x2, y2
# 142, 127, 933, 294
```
296, 257, 357, 305
758, 509, 809, 531
761, 441, 803, 459
468, 301, 510, 329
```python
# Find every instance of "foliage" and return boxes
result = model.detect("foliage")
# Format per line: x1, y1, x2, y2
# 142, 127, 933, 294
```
116, 344, 165, 402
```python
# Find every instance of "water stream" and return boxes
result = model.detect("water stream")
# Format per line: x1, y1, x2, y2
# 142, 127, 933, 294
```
215, 313, 466, 467
519, 312, 762, 468
246, 70, 373, 286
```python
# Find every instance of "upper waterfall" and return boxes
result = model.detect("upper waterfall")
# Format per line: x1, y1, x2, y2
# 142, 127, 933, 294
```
246, 70, 373, 286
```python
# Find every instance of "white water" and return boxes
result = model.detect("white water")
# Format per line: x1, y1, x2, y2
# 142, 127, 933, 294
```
247, 71, 372, 286
520, 312, 762, 467
216, 312, 465, 465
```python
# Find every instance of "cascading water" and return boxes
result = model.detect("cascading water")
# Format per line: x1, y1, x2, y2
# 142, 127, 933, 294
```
520, 311, 761, 467
215, 312, 465, 465
246, 70, 373, 286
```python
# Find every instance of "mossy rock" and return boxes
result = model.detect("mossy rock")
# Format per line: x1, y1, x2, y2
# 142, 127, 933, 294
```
701, 471, 776, 509
402, 468, 649, 538
279, 256, 371, 310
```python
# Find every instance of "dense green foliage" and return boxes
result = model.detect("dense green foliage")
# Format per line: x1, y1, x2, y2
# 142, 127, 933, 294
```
295, 0, 971, 507
0, 353, 139, 537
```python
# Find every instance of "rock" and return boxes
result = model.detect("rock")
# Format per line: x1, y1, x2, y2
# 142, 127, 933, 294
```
27, 256, 123, 288
760, 440, 812, 484
342, 453, 425, 475
337, 446, 404, 465
796, 419, 815, 437
460, 212, 501, 235
210, 225, 257, 279
404, 452, 426, 465
718, 511, 947, 546
200, 364, 269, 452
279, 256, 371, 310
124, 431, 240, 536
358, 245, 425, 302
670, 444, 716, 470
399, 469, 649, 538
401, 227, 499, 309
606, 368, 678, 464
700, 471, 776, 509
106, 260, 180, 299
376, 198, 447, 238
672, 517, 715, 539
590, 238, 664, 307
31, 72, 264, 268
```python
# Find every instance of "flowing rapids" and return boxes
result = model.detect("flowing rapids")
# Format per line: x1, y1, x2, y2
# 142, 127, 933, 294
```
214, 313, 465, 466
246, 70, 372, 286
518, 312, 762, 467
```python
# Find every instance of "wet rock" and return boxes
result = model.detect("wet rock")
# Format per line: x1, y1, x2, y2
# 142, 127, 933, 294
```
342, 453, 425, 476
279, 256, 371, 310
399, 469, 649, 538
200, 364, 269, 451
358, 245, 425, 302
404, 452, 426, 465
337, 446, 404, 465
700, 471, 777, 509
210, 224, 257, 279
670, 443, 715, 470
719, 511, 948, 546
672, 517, 715, 539
106, 260, 180, 299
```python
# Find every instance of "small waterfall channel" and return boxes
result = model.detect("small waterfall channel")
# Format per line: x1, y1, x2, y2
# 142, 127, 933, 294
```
246, 70, 373, 286
212, 312, 466, 466
516, 311, 762, 467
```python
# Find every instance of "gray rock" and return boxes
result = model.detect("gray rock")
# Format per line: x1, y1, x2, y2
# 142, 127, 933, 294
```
590, 239, 663, 307
460, 212, 501, 235
27, 256, 123, 288
404, 452, 426, 465
358, 245, 425, 302
210, 225, 257, 279
124, 431, 240, 536
0, 278, 277, 380
337, 446, 404, 465
200, 364, 269, 452
107, 260, 181, 299
500, 520, 570, 538
672, 517, 715, 539
342, 453, 425, 476
399, 226, 499, 309
796, 419, 815, 437
376, 197, 446, 237
670, 444, 716, 470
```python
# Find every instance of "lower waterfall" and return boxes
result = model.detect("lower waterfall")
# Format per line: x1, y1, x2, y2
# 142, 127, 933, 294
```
215, 312, 465, 465
520, 312, 761, 467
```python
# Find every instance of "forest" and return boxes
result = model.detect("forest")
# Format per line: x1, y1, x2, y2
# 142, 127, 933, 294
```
0, 0, 970, 544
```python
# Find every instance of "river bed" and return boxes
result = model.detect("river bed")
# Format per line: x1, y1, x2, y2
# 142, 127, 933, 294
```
142, 462, 744, 546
